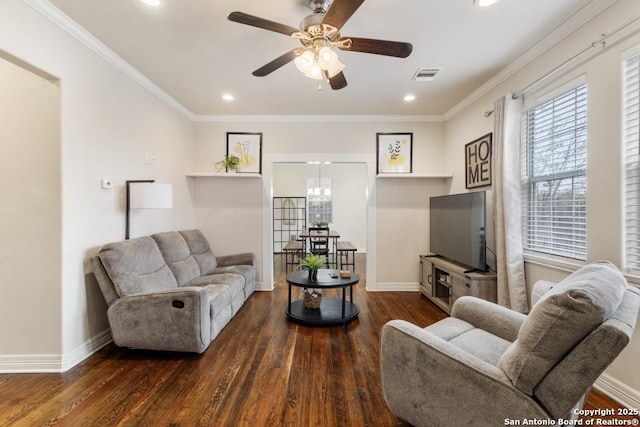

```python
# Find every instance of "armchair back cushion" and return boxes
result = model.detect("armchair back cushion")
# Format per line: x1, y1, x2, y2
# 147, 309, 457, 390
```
534, 286, 640, 418
179, 229, 217, 275
98, 236, 178, 297
498, 261, 627, 395
151, 231, 201, 286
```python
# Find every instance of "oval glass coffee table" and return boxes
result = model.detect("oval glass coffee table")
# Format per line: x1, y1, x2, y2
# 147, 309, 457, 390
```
285, 269, 360, 325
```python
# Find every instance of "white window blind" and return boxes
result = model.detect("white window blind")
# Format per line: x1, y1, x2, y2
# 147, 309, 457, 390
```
623, 54, 640, 273
521, 83, 588, 260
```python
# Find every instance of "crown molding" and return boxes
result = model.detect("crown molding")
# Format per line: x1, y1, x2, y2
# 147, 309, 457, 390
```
24, 0, 195, 121
444, 0, 617, 120
192, 114, 444, 123
25, 0, 615, 124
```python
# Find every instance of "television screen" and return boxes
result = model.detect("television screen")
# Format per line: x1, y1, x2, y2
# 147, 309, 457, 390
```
429, 191, 487, 271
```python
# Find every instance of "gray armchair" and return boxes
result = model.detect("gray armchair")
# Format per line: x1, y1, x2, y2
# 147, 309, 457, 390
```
380, 261, 640, 427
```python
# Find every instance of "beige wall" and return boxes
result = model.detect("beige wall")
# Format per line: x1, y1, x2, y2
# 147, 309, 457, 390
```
444, 0, 640, 400
0, 55, 62, 355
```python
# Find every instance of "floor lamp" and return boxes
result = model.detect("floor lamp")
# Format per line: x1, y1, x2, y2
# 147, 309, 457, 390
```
125, 180, 173, 239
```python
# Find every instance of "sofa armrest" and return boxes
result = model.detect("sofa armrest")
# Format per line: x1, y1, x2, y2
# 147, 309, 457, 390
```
451, 296, 526, 342
216, 252, 256, 267
107, 287, 211, 353
380, 319, 548, 426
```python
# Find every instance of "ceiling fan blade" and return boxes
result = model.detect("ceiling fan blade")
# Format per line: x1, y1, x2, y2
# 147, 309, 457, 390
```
228, 11, 299, 36
326, 71, 348, 90
321, 0, 365, 31
252, 50, 298, 77
340, 37, 413, 58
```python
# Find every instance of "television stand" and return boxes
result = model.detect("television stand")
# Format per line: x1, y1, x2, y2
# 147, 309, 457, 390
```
419, 255, 497, 314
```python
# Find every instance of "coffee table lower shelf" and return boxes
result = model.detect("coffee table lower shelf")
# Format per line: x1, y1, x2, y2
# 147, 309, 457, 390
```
286, 298, 359, 325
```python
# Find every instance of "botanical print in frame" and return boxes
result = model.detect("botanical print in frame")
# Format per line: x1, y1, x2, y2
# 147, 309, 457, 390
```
226, 132, 262, 174
376, 133, 413, 174
465, 133, 492, 189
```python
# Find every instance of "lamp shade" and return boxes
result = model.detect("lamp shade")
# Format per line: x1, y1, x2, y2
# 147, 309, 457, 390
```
129, 182, 173, 209
294, 50, 314, 74
318, 47, 338, 69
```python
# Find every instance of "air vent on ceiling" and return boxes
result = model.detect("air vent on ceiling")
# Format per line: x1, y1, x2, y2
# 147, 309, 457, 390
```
412, 67, 441, 82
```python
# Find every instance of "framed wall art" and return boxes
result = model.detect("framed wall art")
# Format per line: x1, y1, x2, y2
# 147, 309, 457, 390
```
376, 133, 413, 174
465, 133, 492, 189
226, 132, 262, 174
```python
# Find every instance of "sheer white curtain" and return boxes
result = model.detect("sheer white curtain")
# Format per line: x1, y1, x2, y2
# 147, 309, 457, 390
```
493, 93, 529, 313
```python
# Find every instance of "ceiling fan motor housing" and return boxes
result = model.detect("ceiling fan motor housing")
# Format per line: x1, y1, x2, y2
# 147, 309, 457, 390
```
309, 0, 332, 14
299, 14, 342, 47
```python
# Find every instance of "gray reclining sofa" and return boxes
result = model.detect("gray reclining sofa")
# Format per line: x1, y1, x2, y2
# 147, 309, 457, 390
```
91, 229, 256, 353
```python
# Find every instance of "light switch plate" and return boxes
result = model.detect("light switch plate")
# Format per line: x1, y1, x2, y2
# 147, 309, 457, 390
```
101, 178, 113, 189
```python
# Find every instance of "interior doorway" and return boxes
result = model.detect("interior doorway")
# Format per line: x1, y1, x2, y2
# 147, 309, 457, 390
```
272, 162, 367, 276
263, 153, 377, 290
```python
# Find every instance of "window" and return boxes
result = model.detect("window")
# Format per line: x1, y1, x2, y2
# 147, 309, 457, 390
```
307, 177, 332, 224
521, 83, 588, 260
623, 53, 640, 273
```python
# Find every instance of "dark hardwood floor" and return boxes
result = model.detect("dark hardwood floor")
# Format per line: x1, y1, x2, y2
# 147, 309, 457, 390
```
0, 254, 634, 426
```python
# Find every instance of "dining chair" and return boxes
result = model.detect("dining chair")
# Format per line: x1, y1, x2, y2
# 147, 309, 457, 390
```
308, 226, 330, 265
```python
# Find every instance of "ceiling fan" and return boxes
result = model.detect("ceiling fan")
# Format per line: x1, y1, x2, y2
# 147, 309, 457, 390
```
227, 0, 413, 90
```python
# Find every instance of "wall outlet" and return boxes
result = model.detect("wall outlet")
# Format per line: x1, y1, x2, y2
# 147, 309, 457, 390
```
101, 178, 113, 189
144, 152, 156, 165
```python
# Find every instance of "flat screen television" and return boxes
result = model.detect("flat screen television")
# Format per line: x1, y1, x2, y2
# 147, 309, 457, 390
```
429, 191, 487, 272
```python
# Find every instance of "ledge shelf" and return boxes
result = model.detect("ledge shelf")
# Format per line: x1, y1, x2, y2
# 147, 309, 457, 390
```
186, 172, 261, 178
376, 172, 453, 179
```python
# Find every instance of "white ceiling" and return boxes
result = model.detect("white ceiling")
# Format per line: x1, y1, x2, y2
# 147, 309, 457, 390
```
46, 0, 609, 117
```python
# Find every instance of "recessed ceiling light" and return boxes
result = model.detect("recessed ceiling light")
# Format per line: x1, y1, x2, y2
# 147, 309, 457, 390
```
474, 0, 498, 6
142, 0, 161, 6
222, 94, 234, 101
404, 94, 416, 102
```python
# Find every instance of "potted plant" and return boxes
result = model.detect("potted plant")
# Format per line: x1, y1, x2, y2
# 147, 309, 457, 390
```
297, 253, 326, 309
215, 155, 240, 173
298, 253, 326, 281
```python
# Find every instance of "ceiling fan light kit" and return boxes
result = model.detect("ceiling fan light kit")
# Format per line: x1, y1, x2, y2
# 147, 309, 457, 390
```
227, 0, 413, 90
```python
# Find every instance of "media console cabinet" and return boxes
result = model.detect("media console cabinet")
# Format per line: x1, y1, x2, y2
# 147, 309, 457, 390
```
419, 255, 497, 314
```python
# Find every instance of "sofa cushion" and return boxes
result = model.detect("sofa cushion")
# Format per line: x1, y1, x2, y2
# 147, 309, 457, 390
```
209, 265, 256, 288
425, 318, 512, 366
186, 272, 245, 297
498, 261, 627, 395
179, 229, 218, 275
424, 317, 475, 342
151, 231, 200, 286
203, 285, 234, 318
98, 236, 177, 297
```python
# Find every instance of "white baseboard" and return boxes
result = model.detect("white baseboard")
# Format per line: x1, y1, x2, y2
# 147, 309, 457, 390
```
254, 281, 271, 291
0, 329, 112, 373
62, 329, 112, 372
0, 354, 63, 373
595, 373, 640, 409
372, 282, 420, 292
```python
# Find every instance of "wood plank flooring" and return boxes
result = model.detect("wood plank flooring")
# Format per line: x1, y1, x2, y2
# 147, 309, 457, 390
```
0, 254, 635, 426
